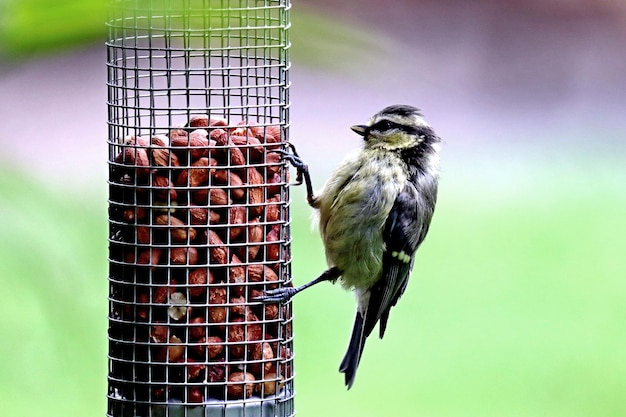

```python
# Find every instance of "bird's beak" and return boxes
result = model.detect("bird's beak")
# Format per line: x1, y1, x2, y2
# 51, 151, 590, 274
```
351, 125, 368, 136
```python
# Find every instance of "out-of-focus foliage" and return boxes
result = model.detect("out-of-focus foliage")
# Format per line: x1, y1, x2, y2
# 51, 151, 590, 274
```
1, 156, 625, 416
0, 0, 388, 72
0, 166, 108, 416
0, 0, 108, 56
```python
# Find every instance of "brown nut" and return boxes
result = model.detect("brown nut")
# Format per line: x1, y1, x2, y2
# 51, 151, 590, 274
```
249, 288, 264, 300
230, 128, 254, 139
257, 372, 280, 396
227, 372, 256, 399
249, 341, 274, 375
265, 125, 282, 144
237, 218, 263, 261
245, 122, 264, 139
155, 335, 185, 362
210, 128, 227, 144
207, 230, 228, 264
246, 168, 265, 217
228, 145, 247, 167
245, 315, 264, 342
207, 362, 227, 382
116, 145, 150, 177
187, 386, 204, 403
248, 218, 264, 259
231, 120, 254, 137
188, 268, 212, 298
230, 135, 264, 163
169, 127, 188, 142
189, 316, 207, 340
176, 157, 217, 187
209, 209, 221, 224
169, 129, 190, 148
149, 324, 169, 343
150, 135, 169, 147
183, 358, 206, 381
264, 302, 279, 320
170, 247, 199, 265
151, 146, 180, 168
193, 187, 230, 206
206, 335, 224, 359
228, 254, 246, 297
212, 131, 246, 167
155, 214, 196, 243
229, 295, 247, 316
266, 172, 282, 196
136, 226, 151, 244
136, 292, 149, 320
151, 175, 178, 202
213, 169, 245, 201
247, 264, 278, 284
279, 346, 293, 379
189, 205, 220, 225
265, 223, 281, 261
190, 336, 207, 360
210, 187, 230, 206
189, 114, 209, 128
228, 206, 247, 241
167, 335, 186, 362
227, 318, 246, 359
137, 248, 163, 266
265, 196, 281, 222
264, 152, 283, 177
209, 117, 228, 127
169, 129, 196, 161
208, 287, 227, 324
152, 285, 170, 304
123, 206, 148, 223
188, 206, 208, 225
228, 310, 263, 346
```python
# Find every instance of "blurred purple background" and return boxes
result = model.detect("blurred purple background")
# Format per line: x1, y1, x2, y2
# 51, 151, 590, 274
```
1, 0, 624, 188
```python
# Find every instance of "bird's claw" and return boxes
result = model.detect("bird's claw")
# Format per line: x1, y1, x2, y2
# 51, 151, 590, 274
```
276, 144, 306, 185
254, 287, 297, 304
274, 149, 304, 166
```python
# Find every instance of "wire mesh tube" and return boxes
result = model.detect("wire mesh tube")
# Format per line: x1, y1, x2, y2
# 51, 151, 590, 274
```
106, 1, 293, 416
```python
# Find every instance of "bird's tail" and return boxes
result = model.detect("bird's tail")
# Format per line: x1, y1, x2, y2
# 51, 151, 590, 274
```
339, 311, 367, 389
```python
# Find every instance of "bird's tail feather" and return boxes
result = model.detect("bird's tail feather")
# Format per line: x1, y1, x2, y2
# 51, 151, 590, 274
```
339, 311, 366, 389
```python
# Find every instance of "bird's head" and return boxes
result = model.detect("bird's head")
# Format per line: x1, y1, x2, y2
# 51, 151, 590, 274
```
351, 105, 437, 151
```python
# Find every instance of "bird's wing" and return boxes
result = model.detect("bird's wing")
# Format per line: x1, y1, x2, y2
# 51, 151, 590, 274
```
363, 182, 433, 339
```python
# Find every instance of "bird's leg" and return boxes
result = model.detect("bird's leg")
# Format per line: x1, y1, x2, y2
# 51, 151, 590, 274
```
255, 267, 341, 303
276, 143, 317, 207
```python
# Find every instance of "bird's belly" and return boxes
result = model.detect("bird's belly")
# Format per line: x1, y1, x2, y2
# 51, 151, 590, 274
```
321, 180, 398, 290
316, 152, 408, 290
325, 212, 385, 290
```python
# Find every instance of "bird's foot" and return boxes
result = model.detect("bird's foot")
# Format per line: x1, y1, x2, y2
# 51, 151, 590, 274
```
274, 149, 306, 168
276, 144, 317, 206
275, 144, 309, 185
254, 287, 297, 303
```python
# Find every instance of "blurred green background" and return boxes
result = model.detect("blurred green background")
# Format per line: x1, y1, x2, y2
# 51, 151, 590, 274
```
1, 0, 626, 416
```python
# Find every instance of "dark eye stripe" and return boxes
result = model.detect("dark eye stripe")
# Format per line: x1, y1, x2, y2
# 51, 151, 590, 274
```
370, 119, 419, 136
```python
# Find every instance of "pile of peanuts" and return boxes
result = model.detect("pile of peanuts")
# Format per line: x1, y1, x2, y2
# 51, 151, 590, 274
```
108, 114, 293, 403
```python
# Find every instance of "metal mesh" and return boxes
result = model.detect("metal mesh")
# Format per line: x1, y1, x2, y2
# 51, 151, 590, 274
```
106, 1, 293, 416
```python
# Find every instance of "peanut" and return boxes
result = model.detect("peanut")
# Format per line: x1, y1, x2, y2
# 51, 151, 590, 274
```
110, 116, 292, 402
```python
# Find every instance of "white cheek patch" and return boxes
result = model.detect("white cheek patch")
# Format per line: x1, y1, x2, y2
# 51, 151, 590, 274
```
391, 250, 411, 263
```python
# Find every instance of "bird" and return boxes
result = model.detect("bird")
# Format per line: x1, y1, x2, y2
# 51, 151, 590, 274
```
258, 104, 441, 389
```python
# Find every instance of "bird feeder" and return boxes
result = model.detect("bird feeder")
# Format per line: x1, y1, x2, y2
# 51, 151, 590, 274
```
106, 1, 294, 415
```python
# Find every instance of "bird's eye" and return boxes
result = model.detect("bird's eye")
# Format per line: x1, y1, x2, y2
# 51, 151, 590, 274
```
372, 120, 395, 132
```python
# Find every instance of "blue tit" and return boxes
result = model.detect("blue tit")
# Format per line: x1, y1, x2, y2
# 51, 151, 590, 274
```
260, 104, 441, 389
